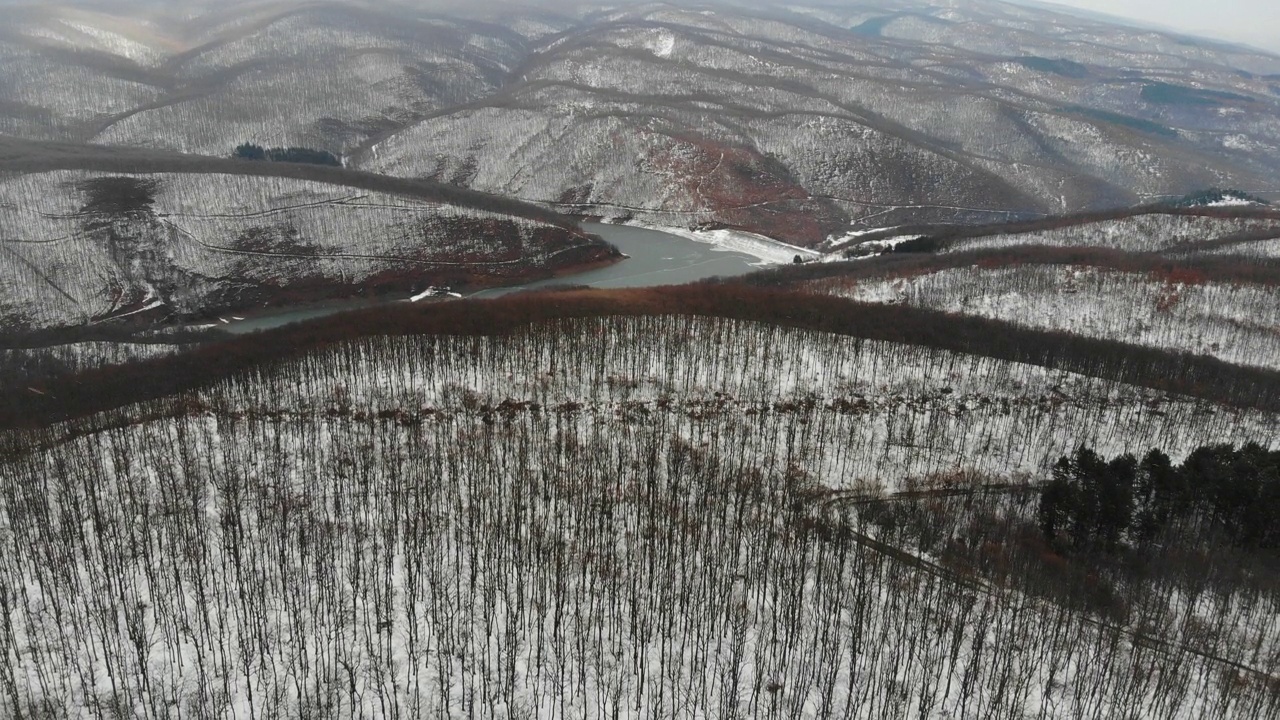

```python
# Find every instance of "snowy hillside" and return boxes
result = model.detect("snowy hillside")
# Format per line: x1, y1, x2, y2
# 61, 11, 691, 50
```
0, 168, 612, 333
0, 3, 528, 155
2, 315, 1277, 717
819, 263, 1280, 369
2, 2, 1279, 717
93, 5, 530, 157
934, 212, 1280, 255
785, 209, 1280, 370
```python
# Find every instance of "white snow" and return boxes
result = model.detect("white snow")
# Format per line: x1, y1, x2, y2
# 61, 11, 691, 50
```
1207, 197, 1257, 207
825, 225, 905, 246
90, 299, 165, 324
644, 224, 821, 265
0, 169, 579, 331
850, 234, 924, 256
814, 263, 1280, 370
644, 31, 677, 58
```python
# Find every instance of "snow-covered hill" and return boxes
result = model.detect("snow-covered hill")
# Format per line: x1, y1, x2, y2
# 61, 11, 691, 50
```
821, 262, 1280, 369
792, 209, 1280, 369
933, 212, 1280, 254
0, 2, 528, 155
0, 166, 613, 333
92, 5, 530, 157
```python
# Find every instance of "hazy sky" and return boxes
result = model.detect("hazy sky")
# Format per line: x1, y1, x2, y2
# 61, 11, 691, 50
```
1041, 0, 1280, 52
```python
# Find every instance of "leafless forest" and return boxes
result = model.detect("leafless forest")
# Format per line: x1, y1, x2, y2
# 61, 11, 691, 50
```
2, 316, 1277, 718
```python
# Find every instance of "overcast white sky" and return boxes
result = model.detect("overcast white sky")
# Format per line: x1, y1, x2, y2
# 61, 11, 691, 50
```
1040, 0, 1280, 52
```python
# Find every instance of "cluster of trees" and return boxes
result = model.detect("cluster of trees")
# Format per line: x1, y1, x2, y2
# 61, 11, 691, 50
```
862, 461, 1278, 679
1040, 444, 1280, 552
950, 212, 1279, 255
233, 143, 342, 166
76, 176, 159, 216
756, 244, 1280, 290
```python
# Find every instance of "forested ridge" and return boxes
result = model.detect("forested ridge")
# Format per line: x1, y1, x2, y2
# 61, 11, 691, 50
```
7, 284, 1280, 431
883, 206, 1280, 255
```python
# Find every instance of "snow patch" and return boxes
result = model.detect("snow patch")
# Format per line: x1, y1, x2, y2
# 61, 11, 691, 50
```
644, 31, 676, 58
1207, 197, 1258, 207
642, 224, 820, 265
409, 287, 462, 302
840, 234, 925, 259
827, 225, 904, 245
95, 299, 164, 323
1222, 134, 1255, 151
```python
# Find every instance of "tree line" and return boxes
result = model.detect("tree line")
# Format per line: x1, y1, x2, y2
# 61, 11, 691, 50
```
1172, 188, 1271, 208
0, 137, 579, 227
853, 206, 1280, 255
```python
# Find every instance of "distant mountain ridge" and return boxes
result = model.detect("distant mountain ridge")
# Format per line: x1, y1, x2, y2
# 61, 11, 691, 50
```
3, 0, 1279, 246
